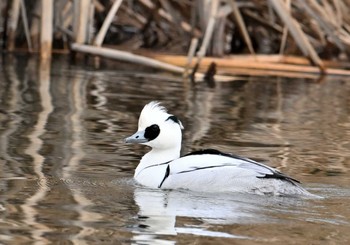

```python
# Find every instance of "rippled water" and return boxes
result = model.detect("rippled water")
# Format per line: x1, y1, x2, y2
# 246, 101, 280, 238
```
0, 55, 349, 244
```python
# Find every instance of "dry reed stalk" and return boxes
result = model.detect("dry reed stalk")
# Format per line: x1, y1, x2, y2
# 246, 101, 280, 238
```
159, 0, 184, 36
298, 0, 344, 51
218, 67, 321, 79
71, 43, 239, 81
195, 0, 219, 67
20, 0, 32, 52
7, 0, 20, 51
2, 0, 350, 73
29, 1, 41, 51
54, 1, 73, 49
212, 4, 231, 56
242, 8, 283, 33
184, 38, 199, 77
139, 0, 199, 35
87, 1, 95, 44
230, 0, 255, 55
148, 53, 350, 76
94, 0, 123, 46
122, 4, 147, 25
139, 53, 343, 66
75, 0, 91, 44
279, 0, 290, 54
40, 0, 53, 60
93, 0, 105, 12
60, 0, 73, 39
269, 0, 325, 71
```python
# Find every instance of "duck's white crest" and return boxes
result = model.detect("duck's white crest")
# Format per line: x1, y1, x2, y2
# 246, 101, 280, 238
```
125, 101, 319, 197
138, 101, 183, 130
139, 101, 165, 127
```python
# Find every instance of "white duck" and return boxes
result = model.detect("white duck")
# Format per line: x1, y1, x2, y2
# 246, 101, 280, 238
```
125, 101, 313, 196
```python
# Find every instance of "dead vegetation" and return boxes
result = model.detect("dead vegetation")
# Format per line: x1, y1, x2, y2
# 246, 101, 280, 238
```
1, 0, 350, 79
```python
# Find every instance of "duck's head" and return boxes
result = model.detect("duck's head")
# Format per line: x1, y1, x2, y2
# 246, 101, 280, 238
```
125, 101, 184, 150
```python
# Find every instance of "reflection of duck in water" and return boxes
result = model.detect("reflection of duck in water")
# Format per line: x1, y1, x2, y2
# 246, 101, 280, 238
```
125, 101, 313, 196
133, 187, 260, 241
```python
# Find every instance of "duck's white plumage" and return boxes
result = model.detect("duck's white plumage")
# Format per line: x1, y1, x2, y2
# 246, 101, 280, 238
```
125, 101, 313, 196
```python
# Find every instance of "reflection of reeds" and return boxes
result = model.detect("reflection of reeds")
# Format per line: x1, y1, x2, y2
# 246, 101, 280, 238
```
22, 60, 53, 245
0, 57, 23, 178
0, 57, 27, 216
184, 88, 215, 147
62, 72, 103, 243
2, 1, 350, 76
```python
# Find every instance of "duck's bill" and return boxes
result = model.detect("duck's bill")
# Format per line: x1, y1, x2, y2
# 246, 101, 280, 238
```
124, 130, 148, 144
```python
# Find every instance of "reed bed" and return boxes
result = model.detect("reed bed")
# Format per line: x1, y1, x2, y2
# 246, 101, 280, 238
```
1, 0, 350, 79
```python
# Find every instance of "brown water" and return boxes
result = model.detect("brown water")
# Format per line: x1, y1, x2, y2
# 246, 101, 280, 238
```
0, 55, 349, 244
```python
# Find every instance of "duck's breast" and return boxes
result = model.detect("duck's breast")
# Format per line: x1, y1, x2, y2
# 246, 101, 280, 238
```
134, 163, 169, 188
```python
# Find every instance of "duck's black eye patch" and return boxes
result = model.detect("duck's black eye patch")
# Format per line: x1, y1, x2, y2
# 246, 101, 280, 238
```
144, 124, 160, 141
166, 115, 180, 124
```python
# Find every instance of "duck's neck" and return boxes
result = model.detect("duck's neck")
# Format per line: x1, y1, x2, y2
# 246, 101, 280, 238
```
135, 147, 181, 177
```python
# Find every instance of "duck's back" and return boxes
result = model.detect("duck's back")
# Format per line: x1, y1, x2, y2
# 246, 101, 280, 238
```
159, 149, 310, 196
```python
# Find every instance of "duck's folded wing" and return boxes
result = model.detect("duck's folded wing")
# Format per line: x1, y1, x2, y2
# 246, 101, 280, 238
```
168, 149, 300, 185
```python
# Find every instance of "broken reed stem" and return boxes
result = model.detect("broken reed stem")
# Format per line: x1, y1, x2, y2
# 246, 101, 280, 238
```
29, 1, 41, 51
139, 0, 198, 35
230, 0, 255, 55
297, 0, 345, 51
75, 0, 91, 44
7, 0, 20, 51
148, 53, 350, 76
279, 0, 291, 54
183, 38, 199, 78
20, 0, 32, 51
269, 0, 325, 71
40, 0, 53, 60
87, 1, 95, 44
71, 43, 237, 82
94, 0, 123, 46
195, 0, 219, 69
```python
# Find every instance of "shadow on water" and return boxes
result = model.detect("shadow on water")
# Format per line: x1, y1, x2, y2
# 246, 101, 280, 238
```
0, 54, 349, 244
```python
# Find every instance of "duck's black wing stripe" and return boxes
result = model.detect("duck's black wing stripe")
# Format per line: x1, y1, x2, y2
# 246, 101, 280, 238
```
184, 148, 300, 185
177, 164, 233, 174
158, 165, 170, 188
144, 161, 170, 170
184, 149, 233, 157
184, 149, 257, 164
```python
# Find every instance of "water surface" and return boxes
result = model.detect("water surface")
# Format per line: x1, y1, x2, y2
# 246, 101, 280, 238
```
0, 55, 349, 244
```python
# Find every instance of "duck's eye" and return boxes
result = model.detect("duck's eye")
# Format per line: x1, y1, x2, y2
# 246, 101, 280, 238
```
144, 124, 160, 141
